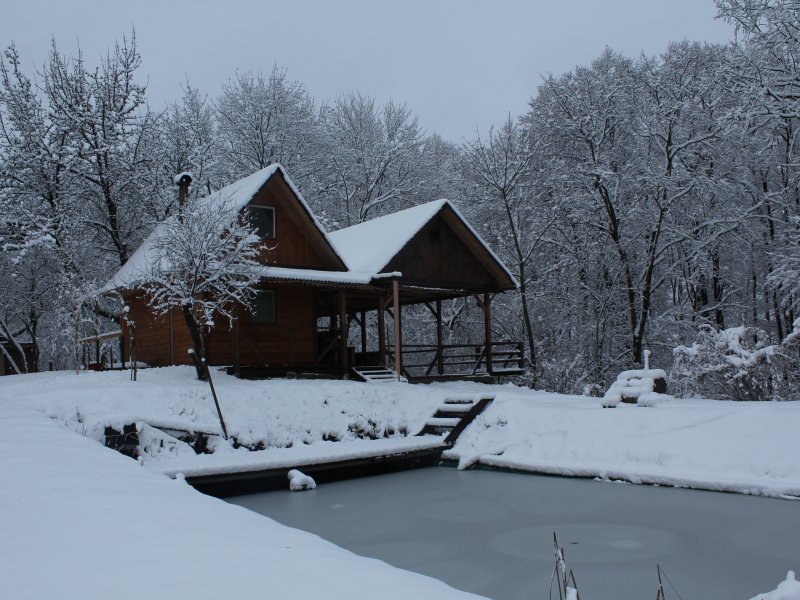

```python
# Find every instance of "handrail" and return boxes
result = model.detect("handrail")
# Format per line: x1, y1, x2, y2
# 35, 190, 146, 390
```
387, 341, 524, 377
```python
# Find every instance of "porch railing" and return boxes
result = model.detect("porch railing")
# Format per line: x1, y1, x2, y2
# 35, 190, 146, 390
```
386, 341, 525, 378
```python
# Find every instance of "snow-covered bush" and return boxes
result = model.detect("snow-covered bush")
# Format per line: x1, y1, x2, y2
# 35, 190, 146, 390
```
672, 325, 798, 401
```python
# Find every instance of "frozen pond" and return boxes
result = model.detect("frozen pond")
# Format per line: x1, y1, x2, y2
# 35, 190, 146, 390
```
228, 467, 800, 599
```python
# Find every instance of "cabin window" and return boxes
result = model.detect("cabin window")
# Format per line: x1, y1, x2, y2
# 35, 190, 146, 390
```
251, 290, 276, 325
247, 206, 276, 239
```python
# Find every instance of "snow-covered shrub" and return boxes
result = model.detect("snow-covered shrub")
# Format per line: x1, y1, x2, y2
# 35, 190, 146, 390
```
672, 325, 788, 400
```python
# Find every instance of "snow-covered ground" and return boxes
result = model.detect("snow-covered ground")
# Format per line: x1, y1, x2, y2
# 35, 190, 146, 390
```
0, 397, 485, 600
2, 366, 798, 496
1, 367, 797, 598
446, 387, 800, 498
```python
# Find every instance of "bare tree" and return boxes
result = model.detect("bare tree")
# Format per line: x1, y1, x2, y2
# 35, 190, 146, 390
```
140, 190, 265, 380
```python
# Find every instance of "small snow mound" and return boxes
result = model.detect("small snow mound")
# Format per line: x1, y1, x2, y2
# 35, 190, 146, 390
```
751, 571, 800, 600
602, 368, 671, 407
288, 469, 316, 492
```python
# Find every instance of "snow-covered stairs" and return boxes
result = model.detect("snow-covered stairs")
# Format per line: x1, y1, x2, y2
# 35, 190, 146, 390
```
351, 365, 401, 383
417, 395, 494, 445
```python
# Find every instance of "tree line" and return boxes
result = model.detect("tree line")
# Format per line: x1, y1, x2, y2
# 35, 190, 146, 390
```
1, 0, 798, 399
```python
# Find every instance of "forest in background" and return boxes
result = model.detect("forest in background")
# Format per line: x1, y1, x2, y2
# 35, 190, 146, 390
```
1, 0, 799, 399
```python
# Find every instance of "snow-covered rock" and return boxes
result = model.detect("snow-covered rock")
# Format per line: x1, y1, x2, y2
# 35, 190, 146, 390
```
288, 468, 316, 491
602, 368, 673, 407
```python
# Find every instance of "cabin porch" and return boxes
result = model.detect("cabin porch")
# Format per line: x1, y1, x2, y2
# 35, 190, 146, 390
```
229, 278, 524, 383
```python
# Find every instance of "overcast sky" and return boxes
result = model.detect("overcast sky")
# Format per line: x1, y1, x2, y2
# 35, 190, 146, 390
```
2, 0, 734, 142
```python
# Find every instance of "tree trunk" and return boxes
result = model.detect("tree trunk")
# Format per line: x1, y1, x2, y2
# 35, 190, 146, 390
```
181, 303, 208, 381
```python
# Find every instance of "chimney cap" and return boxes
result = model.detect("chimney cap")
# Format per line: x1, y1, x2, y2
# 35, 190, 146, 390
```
174, 172, 193, 187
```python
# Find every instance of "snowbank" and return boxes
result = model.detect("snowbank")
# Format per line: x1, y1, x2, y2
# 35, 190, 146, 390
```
2, 367, 798, 500
447, 389, 800, 498
0, 399, 485, 600
1, 366, 441, 451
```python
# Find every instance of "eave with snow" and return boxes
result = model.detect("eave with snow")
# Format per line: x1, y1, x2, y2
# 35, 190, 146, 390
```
103, 164, 522, 381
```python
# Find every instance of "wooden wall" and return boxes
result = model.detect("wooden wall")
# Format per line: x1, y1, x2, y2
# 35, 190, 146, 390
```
122, 297, 194, 367
249, 175, 345, 270
124, 284, 317, 368
206, 283, 316, 366
386, 213, 498, 290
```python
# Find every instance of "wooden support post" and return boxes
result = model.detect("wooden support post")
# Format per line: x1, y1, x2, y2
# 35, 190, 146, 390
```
338, 290, 348, 376
393, 280, 402, 380
436, 299, 444, 375
360, 310, 367, 354
483, 293, 493, 375
377, 295, 386, 366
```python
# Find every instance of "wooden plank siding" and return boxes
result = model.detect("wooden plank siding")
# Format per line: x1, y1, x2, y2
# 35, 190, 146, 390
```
248, 173, 346, 271
206, 284, 316, 366
123, 284, 317, 368
385, 211, 499, 291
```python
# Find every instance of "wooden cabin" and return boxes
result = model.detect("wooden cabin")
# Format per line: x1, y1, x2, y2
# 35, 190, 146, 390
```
103, 165, 522, 382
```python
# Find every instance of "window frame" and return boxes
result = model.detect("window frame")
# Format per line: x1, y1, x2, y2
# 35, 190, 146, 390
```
250, 289, 277, 325
247, 205, 276, 240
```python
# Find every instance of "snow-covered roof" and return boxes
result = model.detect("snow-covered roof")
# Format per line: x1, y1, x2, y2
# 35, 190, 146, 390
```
255, 266, 400, 286
101, 165, 346, 293
328, 200, 448, 273
101, 168, 516, 295
328, 199, 518, 287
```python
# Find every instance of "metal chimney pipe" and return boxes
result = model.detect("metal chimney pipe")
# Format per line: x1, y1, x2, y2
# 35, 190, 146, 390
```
175, 172, 192, 222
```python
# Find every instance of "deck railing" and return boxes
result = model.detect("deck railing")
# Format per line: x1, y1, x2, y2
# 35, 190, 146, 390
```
387, 341, 524, 378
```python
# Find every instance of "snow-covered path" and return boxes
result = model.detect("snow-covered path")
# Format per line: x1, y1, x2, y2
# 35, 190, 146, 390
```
0, 399, 485, 600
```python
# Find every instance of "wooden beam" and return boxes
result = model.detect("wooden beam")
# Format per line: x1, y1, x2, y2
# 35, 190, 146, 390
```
377, 295, 386, 365
436, 299, 444, 375
360, 310, 367, 353
393, 279, 402, 380
483, 292, 493, 375
338, 290, 348, 376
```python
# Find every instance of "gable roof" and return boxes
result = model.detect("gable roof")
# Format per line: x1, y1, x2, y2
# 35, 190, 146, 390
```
328, 199, 518, 288
101, 166, 517, 295
101, 164, 347, 293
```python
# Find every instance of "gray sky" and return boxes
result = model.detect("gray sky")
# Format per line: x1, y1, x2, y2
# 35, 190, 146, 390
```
2, 0, 733, 142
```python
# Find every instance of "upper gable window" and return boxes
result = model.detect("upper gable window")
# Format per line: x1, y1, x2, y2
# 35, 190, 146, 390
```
247, 206, 276, 239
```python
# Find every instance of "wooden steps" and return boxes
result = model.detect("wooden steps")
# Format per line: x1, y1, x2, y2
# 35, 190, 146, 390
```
352, 365, 401, 383
417, 395, 495, 445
